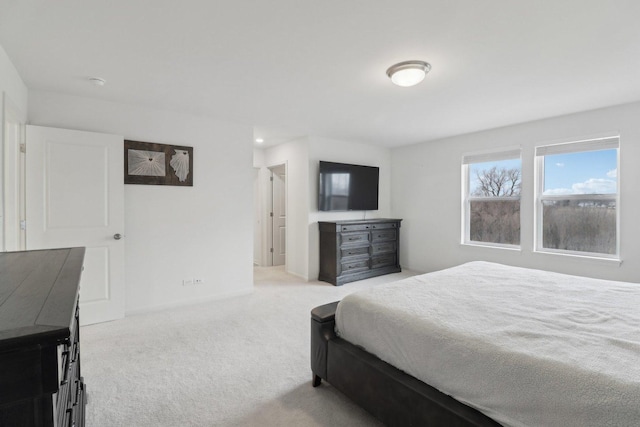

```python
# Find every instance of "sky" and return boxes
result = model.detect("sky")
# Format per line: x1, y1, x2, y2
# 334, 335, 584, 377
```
469, 149, 618, 196
543, 149, 617, 195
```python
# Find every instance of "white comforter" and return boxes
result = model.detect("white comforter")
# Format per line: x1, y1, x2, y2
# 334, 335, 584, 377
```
335, 262, 640, 427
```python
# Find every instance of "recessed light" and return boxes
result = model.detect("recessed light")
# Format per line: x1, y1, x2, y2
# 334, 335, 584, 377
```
386, 61, 431, 87
89, 77, 106, 86
255, 138, 264, 144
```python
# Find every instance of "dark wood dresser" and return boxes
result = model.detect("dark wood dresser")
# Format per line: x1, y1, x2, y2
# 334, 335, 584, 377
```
0, 248, 86, 427
319, 219, 402, 286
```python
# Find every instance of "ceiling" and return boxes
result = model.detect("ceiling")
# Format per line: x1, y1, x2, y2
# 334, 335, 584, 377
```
1, 0, 640, 148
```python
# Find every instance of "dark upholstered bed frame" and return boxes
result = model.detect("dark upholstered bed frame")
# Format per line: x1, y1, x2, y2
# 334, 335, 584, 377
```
311, 301, 502, 427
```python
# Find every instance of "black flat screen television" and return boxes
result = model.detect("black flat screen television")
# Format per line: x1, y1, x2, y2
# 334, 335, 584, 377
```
318, 161, 379, 211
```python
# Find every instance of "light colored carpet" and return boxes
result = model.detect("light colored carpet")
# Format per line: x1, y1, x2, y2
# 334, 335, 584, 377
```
81, 266, 417, 426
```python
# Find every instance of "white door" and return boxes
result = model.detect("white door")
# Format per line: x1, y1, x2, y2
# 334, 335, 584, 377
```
26, 125, 125, 325
271, 164, 286, 266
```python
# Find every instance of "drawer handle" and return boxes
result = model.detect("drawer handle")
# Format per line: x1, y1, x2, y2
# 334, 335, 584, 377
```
372, 225, 376, 229
60, 350, 71, 385
74, 380, 82, 405
365, 226, 370, 229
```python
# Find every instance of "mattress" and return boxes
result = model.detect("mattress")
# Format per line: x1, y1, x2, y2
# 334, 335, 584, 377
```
335, 261, 640, 427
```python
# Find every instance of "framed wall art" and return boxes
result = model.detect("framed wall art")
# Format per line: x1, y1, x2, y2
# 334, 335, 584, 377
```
124, 140, 193, 186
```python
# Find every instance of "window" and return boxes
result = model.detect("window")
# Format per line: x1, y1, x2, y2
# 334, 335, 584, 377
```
463, 149, 521, 247
535, 137, 619, 257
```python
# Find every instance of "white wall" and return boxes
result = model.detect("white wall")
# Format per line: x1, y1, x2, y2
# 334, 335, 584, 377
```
391, 101, 640, 283
259, 138, 309, 279
29, 90, 255, 314
0, 44, 27, 120
252, 166, 261, 265
308, 136, 392, 280
252, 148, 266, 267
0, 44, 28, 252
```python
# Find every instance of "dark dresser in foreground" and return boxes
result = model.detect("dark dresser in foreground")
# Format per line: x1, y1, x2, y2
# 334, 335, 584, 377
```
319, 219, 402, 286
0, 247, 86, 427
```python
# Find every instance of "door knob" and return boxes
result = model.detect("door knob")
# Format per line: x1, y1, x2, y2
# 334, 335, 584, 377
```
113, 233, 123, 240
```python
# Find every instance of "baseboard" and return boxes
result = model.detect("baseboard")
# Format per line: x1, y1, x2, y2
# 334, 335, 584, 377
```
125, 288, 253, 317
286, 270, 308, 281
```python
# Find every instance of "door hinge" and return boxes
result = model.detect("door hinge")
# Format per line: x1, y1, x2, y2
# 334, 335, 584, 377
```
270, 176, 273, 181
20, 220, 26, 230
20, 143, 26, 153
270, 248, 274, 253
270, 212, 273, 217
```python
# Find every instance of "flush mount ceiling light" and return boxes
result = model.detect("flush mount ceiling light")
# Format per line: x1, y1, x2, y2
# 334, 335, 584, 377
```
88, 77, 106, 86
255, 138, 264, 144
386, 60, 431, 87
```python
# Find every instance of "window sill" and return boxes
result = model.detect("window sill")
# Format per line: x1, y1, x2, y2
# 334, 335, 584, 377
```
460, 242, 522, 252
532, 250, 622, 266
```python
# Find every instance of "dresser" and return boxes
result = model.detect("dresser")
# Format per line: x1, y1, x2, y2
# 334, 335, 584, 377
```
0, 248, 86, 427
318, 219, 402, 286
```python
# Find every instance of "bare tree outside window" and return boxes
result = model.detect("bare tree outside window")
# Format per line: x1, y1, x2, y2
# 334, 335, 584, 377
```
473, 166, 521, 197
467, 160, 521, 246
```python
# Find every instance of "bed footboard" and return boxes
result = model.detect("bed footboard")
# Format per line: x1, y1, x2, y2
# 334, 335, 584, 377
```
311, 301, 339, 386
310, 301, 502, 427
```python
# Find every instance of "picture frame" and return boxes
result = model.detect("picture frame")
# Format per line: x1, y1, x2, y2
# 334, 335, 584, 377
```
124, 140, 193, 186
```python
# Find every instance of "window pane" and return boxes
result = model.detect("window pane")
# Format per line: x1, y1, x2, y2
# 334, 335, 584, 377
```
543, 149, 617, 195
542, 199, 616, 254
469, 159, 521, 197
470, 200, 520, 245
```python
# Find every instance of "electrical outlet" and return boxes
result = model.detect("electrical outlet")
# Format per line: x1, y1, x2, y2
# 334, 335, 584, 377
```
183, 279, 194, 286
194, 278, 204, 285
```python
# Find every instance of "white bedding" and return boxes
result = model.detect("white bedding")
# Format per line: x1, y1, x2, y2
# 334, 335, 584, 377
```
335, 262, 640, 427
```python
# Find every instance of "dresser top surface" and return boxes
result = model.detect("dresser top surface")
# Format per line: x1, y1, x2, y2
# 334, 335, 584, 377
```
318, 218, 402, 226
0, 247, 85, 350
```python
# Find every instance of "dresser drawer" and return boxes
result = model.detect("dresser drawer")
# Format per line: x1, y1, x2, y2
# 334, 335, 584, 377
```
369, 222, 398, 230
341, 259, 370, 274
340, 232, 370, 246
372, 254, 396, 269
339, 224, 375, 232
372, 241, 396, 254
341, 246, 370, 258
371, 229, 397, 242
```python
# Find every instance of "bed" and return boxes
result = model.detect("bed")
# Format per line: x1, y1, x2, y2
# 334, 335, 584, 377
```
310, 261, 640, 426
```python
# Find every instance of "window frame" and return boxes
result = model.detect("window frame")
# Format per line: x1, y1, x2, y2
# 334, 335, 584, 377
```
461, 148, 522, 249
534, 136, 620, 260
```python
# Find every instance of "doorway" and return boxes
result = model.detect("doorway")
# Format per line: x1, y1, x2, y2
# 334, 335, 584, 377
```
269, 164, 286, 266
2, 95, 25, 252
